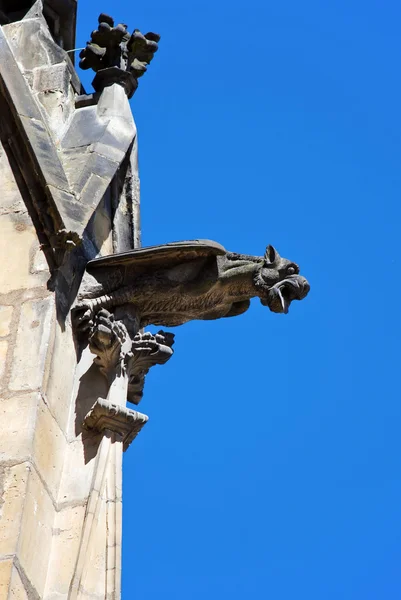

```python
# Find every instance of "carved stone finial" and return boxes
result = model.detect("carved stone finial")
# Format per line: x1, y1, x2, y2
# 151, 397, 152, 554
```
79, 13, 160, 98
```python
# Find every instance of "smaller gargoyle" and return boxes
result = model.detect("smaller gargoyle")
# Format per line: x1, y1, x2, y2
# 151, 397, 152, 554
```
73, 240, 310, 334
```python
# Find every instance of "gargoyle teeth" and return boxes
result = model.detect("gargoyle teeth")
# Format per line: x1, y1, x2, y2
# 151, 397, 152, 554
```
278, 286, 289, 314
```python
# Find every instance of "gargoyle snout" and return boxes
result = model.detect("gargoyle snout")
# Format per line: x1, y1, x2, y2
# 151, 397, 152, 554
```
297, 276, 310, 299
262, 273, 310, 313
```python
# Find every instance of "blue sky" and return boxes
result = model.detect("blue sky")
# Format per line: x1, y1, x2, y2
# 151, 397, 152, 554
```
76, 2, 401, 598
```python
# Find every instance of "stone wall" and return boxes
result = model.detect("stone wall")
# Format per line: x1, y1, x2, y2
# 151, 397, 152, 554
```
0, 137, 58, 598
0, 6, 147, 598
0, 136, 125, 599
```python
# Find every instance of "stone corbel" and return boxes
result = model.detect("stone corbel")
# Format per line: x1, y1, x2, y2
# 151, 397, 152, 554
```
83, 398, 148, 451
84, 309, 174, 435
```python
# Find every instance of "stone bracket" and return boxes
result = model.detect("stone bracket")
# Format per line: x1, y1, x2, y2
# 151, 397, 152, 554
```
86, 308, 175, 406
83, 398, 148, 451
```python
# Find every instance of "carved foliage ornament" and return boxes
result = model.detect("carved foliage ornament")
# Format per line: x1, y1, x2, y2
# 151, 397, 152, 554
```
88, 309, 175, 405
79, 13, 160, 98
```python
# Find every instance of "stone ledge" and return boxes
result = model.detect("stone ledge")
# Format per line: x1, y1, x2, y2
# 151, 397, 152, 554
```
83, 398, 148, 451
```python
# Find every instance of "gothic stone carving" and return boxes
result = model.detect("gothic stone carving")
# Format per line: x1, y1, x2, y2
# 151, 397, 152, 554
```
83, 398, 148, 451
88, 309, 174, 404
79, 13, 160, 98
88, 309, 129, 384
128, 330, 175, 404
73, 239, 310, 332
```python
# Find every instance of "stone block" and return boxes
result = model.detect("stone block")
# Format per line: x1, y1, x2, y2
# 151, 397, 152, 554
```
45, 324, 77, 434
62, 147, 90, 189
0, 559, 12, 598
3, 18, 65, 72
9, 566, 29, 599
0, 306, 13, 337
19, 115, 69, 192
0, 341, 7, 383
18, 466, 55, 598
0, 144, 24, 216
58, 439, 96, 506
96, 83, 134, 123
33, 400, 67, 502
33, 63, 70, 96
91, 141, 126, 165
44, 505, 86, 598
72, 151, 119, 196
31, 244, 49, 274
61, 106, 108, 150
10, 297, 54, 392
80, 173, 109, 212
0, 463, 30, 557
0, 215, 47, 294
44, 185, 84, 239
0, 393, 39, 464
85, 195, 114, 257
0, 29, 43, 120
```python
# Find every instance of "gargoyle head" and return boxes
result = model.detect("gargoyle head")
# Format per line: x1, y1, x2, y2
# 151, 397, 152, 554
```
255, 245, 310, 314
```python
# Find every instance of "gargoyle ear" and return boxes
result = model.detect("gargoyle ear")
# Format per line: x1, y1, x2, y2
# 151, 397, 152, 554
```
264, 245, 277, 264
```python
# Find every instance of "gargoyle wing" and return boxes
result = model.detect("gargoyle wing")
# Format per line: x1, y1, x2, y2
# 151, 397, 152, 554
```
84, 239, 227, 290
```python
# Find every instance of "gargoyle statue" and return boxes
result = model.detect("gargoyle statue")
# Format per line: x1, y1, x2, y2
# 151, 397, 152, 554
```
73, 240, 310, 333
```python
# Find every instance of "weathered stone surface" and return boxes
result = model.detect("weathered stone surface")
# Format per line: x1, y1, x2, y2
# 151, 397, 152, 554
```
69, 433, 123, 600
0, 463, 30, 556
0, 28, 44, 120
0, 341, 8, 383
8, 566, 29, 600
61, 106, 108, 150
0, 216, 47, 294
4, 15, 66, 72
45, 323, 78, 435
33, 62, 70, 96
19, 115, 69, 191
18, 466, 55, 598
0, 393, 39, 463
0, 559, 12, 599
85, 195, 114, 257
44, 505, 86, 599
45, 185, 84, 238
0, 306, 14, 337
31, 243, 49, 274
57, 439, 96, 505
33, 400, 67, 501
73, 153, 119, 195
10, 297, 54, 392
0, 145, 24, 216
